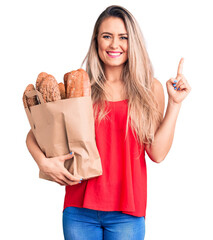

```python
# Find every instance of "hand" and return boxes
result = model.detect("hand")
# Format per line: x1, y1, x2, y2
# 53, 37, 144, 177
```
166, 58, 191, 104
39, 152, 82, 186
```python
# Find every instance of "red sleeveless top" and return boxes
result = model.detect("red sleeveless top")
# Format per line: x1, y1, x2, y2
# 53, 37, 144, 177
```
63, 99, 147, 217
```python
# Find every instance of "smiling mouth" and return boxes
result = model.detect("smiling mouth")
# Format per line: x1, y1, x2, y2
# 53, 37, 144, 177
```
106, 51, 123, 57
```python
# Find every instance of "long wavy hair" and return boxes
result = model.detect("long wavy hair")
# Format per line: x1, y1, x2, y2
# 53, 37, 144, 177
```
81, 5, 163, 152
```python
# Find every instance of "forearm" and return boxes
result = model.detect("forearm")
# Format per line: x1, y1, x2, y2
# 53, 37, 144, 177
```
146, 99, 182, 163
26, 130, 46, 168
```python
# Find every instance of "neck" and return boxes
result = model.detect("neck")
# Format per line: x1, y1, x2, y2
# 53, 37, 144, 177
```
104, 64, 124, 83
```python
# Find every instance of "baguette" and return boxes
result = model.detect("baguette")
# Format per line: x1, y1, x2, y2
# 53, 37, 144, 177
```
63, 72, 70, 97
24, 69, 90, 108
78, 68, 91, 96
66, 69, 91, 98
58, 82, 66, 99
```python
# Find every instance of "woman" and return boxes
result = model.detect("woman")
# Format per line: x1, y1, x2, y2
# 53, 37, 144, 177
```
26, 5, 191, 240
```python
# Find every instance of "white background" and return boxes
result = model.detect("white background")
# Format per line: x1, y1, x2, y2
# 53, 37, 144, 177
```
1, 0, 212, 239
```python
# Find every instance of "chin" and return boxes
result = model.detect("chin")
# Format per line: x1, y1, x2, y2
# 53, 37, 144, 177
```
105, 63, 125, 68
104, 59, 127, 67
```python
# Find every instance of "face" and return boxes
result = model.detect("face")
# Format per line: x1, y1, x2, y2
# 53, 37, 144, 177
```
97, 17, 128, 68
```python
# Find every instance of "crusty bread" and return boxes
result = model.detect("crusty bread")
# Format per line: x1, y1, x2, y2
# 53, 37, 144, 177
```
23, 69, 90, 108
58, 82, 66, 99
78, 69, 91, 96
66, 70, 82, 98
66, 69, 91, 98
23, 84, 38, 108
36, 72, 48, 90
39, 74, 61, 102
63, 72, 70, 97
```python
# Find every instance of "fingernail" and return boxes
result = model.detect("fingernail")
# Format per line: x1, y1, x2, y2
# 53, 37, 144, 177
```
70, 152, 73, 155
174, 80, 177, 83
178, 87, 180, 90
173, 83, 176, 86
174, 87, 177, 90
79, 181, 81, 183
80, 178, 83, 180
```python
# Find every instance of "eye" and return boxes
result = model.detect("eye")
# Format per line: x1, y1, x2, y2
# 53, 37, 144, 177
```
102, 35, 128, 40
120, 36, 128, 40
103, 35, 111, 39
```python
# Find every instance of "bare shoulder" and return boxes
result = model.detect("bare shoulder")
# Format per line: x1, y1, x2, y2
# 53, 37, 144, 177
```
152, 78, 163, 93
151, 78, 165, 115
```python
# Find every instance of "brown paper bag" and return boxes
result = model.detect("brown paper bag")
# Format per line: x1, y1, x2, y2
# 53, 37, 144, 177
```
25, 89, 102, 181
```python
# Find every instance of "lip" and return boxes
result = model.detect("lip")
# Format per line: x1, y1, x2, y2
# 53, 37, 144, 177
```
106, 51, 123, 58
107, 51, 122, 53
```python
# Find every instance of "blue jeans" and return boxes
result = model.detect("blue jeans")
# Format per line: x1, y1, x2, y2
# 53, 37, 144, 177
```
63, 206, 145, 240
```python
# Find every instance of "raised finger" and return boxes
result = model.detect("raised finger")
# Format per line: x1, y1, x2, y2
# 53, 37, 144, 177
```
177, 58, 184, 76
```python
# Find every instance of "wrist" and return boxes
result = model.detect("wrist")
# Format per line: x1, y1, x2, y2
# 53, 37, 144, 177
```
168, 98, 182, 108
37, 156, 47, 170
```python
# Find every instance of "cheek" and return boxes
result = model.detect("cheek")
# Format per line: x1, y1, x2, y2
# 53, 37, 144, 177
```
124, 43, 128, 52
122, 44, 128, 59
97, 40, 105, 57
98, 47, 105, 61
98, 40, 107, 52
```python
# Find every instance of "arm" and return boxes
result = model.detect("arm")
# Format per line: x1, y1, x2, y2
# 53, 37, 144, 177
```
145, 82, 181, 163
145, 58, 191, 163
26, 130, 47, 169
26, 129, 81, 185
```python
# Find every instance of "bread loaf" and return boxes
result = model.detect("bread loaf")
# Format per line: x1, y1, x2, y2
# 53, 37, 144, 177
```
39, 74, 61, 102
58, 82, 66, 99
78, 69, 91, 96
65, 69, 91, 98
63, 72, 70, 97
23, 69, 90, 108
36, 72, 48, 90
23, 84, 38, 108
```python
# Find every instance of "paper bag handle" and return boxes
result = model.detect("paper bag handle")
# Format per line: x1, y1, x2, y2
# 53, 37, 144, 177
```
25, 89, 44, 105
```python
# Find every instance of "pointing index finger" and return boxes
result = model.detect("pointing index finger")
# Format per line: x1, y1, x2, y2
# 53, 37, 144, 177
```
177, 58, 184, 76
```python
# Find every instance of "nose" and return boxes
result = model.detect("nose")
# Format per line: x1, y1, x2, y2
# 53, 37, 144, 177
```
109, 37, 119, 49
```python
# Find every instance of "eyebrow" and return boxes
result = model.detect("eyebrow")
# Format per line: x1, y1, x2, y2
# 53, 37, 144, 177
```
100, 32, 128, 36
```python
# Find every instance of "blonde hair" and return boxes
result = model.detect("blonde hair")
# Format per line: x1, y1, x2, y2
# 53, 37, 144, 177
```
81, 5, 163, 153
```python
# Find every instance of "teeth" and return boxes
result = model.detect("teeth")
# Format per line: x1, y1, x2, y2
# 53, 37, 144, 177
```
107, 52, 121, 56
